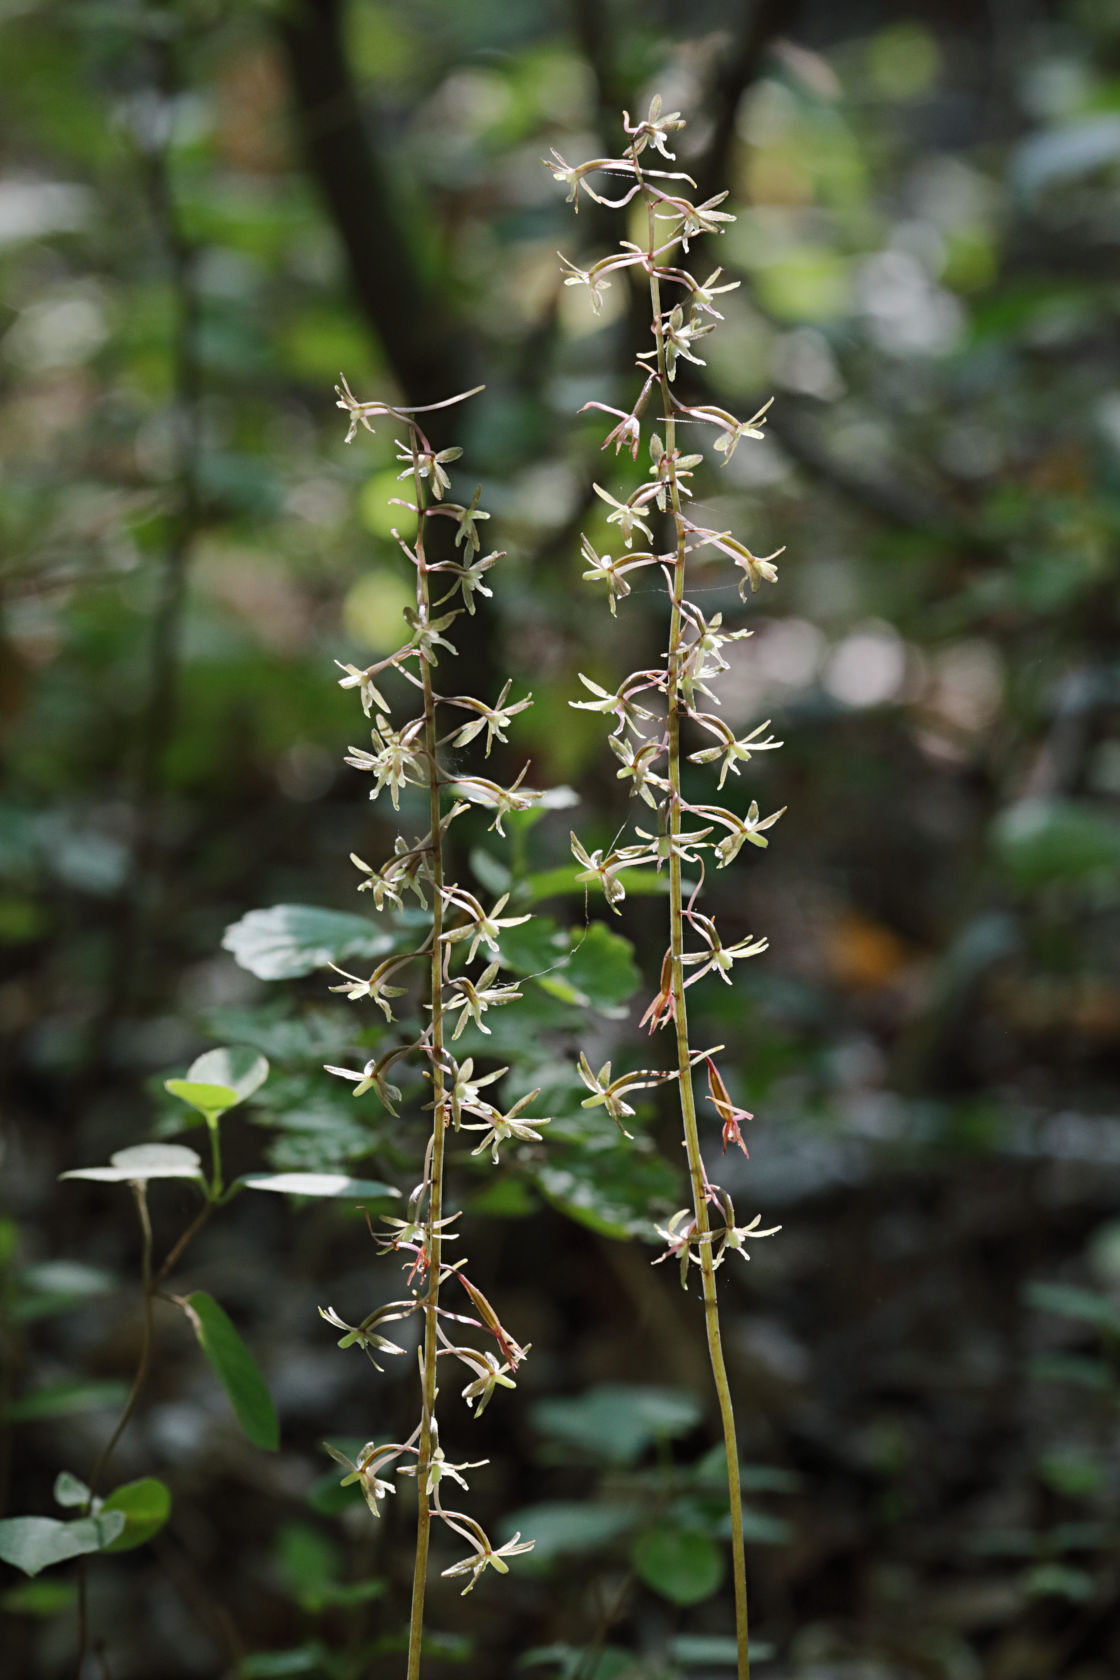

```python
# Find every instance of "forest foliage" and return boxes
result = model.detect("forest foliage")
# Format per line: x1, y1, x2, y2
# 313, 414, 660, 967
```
2, 1, 1119, 1677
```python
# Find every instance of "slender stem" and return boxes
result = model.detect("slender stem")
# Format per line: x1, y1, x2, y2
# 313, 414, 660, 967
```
153, 1196, 214, 1291
406, 431, 448, 1680
205, 1118, 223, 1200
77, 1184, 156, 1677
643, 187, 751, 1680
88, 1184, 154, 1499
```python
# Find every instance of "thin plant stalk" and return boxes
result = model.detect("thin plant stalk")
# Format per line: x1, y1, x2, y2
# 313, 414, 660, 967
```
552, 97, 786, 1680
77, 1184, 155, 1677
643, 189, 751, 1680
406, 427, 448, 1680
326, 376, 547, 1674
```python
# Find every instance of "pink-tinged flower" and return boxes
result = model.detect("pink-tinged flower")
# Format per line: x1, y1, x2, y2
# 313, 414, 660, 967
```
703, 1057, 752, 1156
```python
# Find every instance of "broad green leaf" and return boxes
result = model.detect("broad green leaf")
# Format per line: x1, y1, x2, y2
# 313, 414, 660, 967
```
631, 1523, 723, 1605
238, 1172, 399, 1200
164, 1079, 240, 1119
52, 1473, 89, 1509
0, 1512, 125, 1578
61, 1143, 204, 1185
273, 1520, 382, 1611
499, 1502, 638, 1567
222, 904, 394, 981
4, 1380, 128, 1423
276, 1520, 338, 1599
99, 1478, 171, 1552
201, 1004, 362, 1067
495, 918, 641, 1011
525, 865, 668, 902
469, 1177, 537, 1218
551, 923, 641, 1009
534, 1147, 678, 1241
183, 1292, 279, 1451
531, 1384, 703, 1466
188, 1047, 269, 1103
495, 916, 567, 977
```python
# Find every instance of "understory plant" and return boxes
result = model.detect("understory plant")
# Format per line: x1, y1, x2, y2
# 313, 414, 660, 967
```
324, 380, 554, 1677
0, 1047, 380, 1666
547, 98, 786, 1678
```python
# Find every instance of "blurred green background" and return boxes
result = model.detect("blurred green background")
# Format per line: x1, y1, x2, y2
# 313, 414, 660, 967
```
2, 0, 1119, 1676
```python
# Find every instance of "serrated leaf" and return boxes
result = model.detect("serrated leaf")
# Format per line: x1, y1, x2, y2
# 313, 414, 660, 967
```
182, 1292, 278, 1451
99, 1478, 171, 1552
187, 1047, 269, 1103
60, 1143, 204, 1185
555, 923, 641, 1009
632, 1523, 723, 1606
165, 1080, 240, 1119
534, 1147, 678, 1241
52, 1473, 89, 1510
222, 904, 395, 980
238, 1172, 399, 1200
0, 1513, 125, 1577
495, 919, 641, 1011
495, 916, 567, 976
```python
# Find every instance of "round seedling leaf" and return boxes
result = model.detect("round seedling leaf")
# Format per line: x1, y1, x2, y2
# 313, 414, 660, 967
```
99, 1478, 171, 1553
187, 1047, 269, 1103
164, 1080, 240, 1120
0, 1513, 125, 1578
60, 1142, 205, 1185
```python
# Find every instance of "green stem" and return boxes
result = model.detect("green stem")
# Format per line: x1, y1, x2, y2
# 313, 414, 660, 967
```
406, 430, 448, 1680
205, 1117, 223, 1200
643, 187, 751, 1680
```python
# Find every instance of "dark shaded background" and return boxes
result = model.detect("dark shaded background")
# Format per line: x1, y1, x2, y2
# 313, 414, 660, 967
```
2, 1, 1119, 1676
